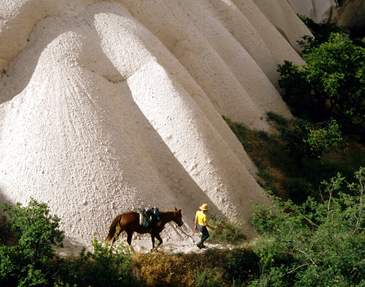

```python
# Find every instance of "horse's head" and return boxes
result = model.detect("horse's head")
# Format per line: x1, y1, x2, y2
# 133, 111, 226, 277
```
173, 208, 183, 227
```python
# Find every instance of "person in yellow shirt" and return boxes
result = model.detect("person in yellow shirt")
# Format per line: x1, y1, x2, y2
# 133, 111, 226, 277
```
194, 203, 215, 249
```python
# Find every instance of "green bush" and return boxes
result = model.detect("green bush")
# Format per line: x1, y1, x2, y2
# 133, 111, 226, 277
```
251, 168, 365, 286
55, 239, 142, 287
0, 199, 142, 287
195, 268, 225, 287
278, 33, 365, 130
0, 198, 64, 286
223, 247, 259, 285
270, 115, 343, 166
194, 247, 260, 286
208, 216, 246, 244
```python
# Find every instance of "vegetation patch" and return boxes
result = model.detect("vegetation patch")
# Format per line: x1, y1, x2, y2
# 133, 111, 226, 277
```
208, 215, 246, 244
225, 112, 365, 204
132, 247, 259, 287
250, 168, 365, 286
0, 199, 142, 287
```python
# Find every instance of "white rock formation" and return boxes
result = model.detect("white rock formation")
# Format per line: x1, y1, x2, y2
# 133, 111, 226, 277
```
0, 0, 309, 252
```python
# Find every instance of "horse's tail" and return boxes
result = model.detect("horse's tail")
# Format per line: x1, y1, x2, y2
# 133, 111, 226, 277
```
105, 214, 123, 243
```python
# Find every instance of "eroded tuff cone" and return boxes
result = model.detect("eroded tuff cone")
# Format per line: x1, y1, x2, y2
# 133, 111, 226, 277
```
0, 0, 309, 252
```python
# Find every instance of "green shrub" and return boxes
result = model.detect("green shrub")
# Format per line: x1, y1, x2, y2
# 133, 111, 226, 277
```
223, 116, 253, 152
223, 247, 259, 285
195, 268, 225, 287
278, 33, 365, 130
0, 198, 64, 286
208, 216, 246, 244
55, 239, 142, 287
270, 115, 343, 166
194, 247, 260, 287
251, 168, 365, 286
0, 199, 142, 286
266, 111, 288, 126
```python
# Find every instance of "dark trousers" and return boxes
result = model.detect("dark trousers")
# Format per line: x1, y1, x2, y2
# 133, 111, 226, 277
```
197, 223, 209, 245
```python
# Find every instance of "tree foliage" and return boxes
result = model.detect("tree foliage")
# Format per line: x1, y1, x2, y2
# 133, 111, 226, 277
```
251, 168, 365, 286
0, 198, 64, 286
54, 239, 141, 287
278, 33, 365, 130
267, 113, 343, 167
296, 15, 349, 52
303, 119, 343, 158
0, 199, 141, 286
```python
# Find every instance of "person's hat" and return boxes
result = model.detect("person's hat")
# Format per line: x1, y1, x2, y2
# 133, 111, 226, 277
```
199, 203, 209, 211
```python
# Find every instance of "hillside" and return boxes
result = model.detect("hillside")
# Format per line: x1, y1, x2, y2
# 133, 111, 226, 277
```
1, 0, 315, 252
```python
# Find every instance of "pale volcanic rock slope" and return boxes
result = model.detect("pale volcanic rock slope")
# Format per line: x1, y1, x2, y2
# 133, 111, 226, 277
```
0, 0, 308, 251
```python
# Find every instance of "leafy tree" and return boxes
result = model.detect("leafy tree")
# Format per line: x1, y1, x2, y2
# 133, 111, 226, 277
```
0, 198, 64, 286
296, 15, 349, 53
268, 113, 343, 167
278, 33, 365, 129
251, 167, 365, 286
303, 119, 343, 159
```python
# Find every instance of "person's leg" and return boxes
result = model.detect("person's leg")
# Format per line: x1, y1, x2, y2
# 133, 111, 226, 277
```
197, 224, 210, 248
200, 226, 209, 247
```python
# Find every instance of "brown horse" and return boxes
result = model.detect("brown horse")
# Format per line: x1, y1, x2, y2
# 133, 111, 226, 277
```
105, 208, 183, 249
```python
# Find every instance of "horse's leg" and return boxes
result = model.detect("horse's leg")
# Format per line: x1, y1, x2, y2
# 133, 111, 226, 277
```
155, 233, 163, 247
112, 224, 123, 246
126, 230, 133, 245
127, 231, 135, 252
150, 233, 155, 251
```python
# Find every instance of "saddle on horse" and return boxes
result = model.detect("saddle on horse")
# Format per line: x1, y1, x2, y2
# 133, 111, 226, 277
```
137, 207, 161, 228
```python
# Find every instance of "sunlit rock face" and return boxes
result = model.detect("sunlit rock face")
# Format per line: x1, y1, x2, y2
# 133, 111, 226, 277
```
0, 0, 309, 252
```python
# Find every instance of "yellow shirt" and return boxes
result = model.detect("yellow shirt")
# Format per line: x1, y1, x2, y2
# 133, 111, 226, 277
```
196, 210, 207, 226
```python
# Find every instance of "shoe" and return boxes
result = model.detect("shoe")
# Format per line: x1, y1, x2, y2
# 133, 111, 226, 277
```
197, 243, 202, 249
201, 244, 207, 248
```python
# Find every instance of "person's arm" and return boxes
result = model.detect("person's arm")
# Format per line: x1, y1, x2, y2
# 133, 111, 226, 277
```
203, 219, 215, 230
194, 215, 198, 230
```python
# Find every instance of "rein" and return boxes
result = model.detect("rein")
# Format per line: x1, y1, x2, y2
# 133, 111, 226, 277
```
168, 210, 194, 238
178, 224, 194, 238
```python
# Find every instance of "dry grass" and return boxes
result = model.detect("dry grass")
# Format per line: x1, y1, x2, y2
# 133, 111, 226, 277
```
131, 247, 259, 287
132, 251, 212, 287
